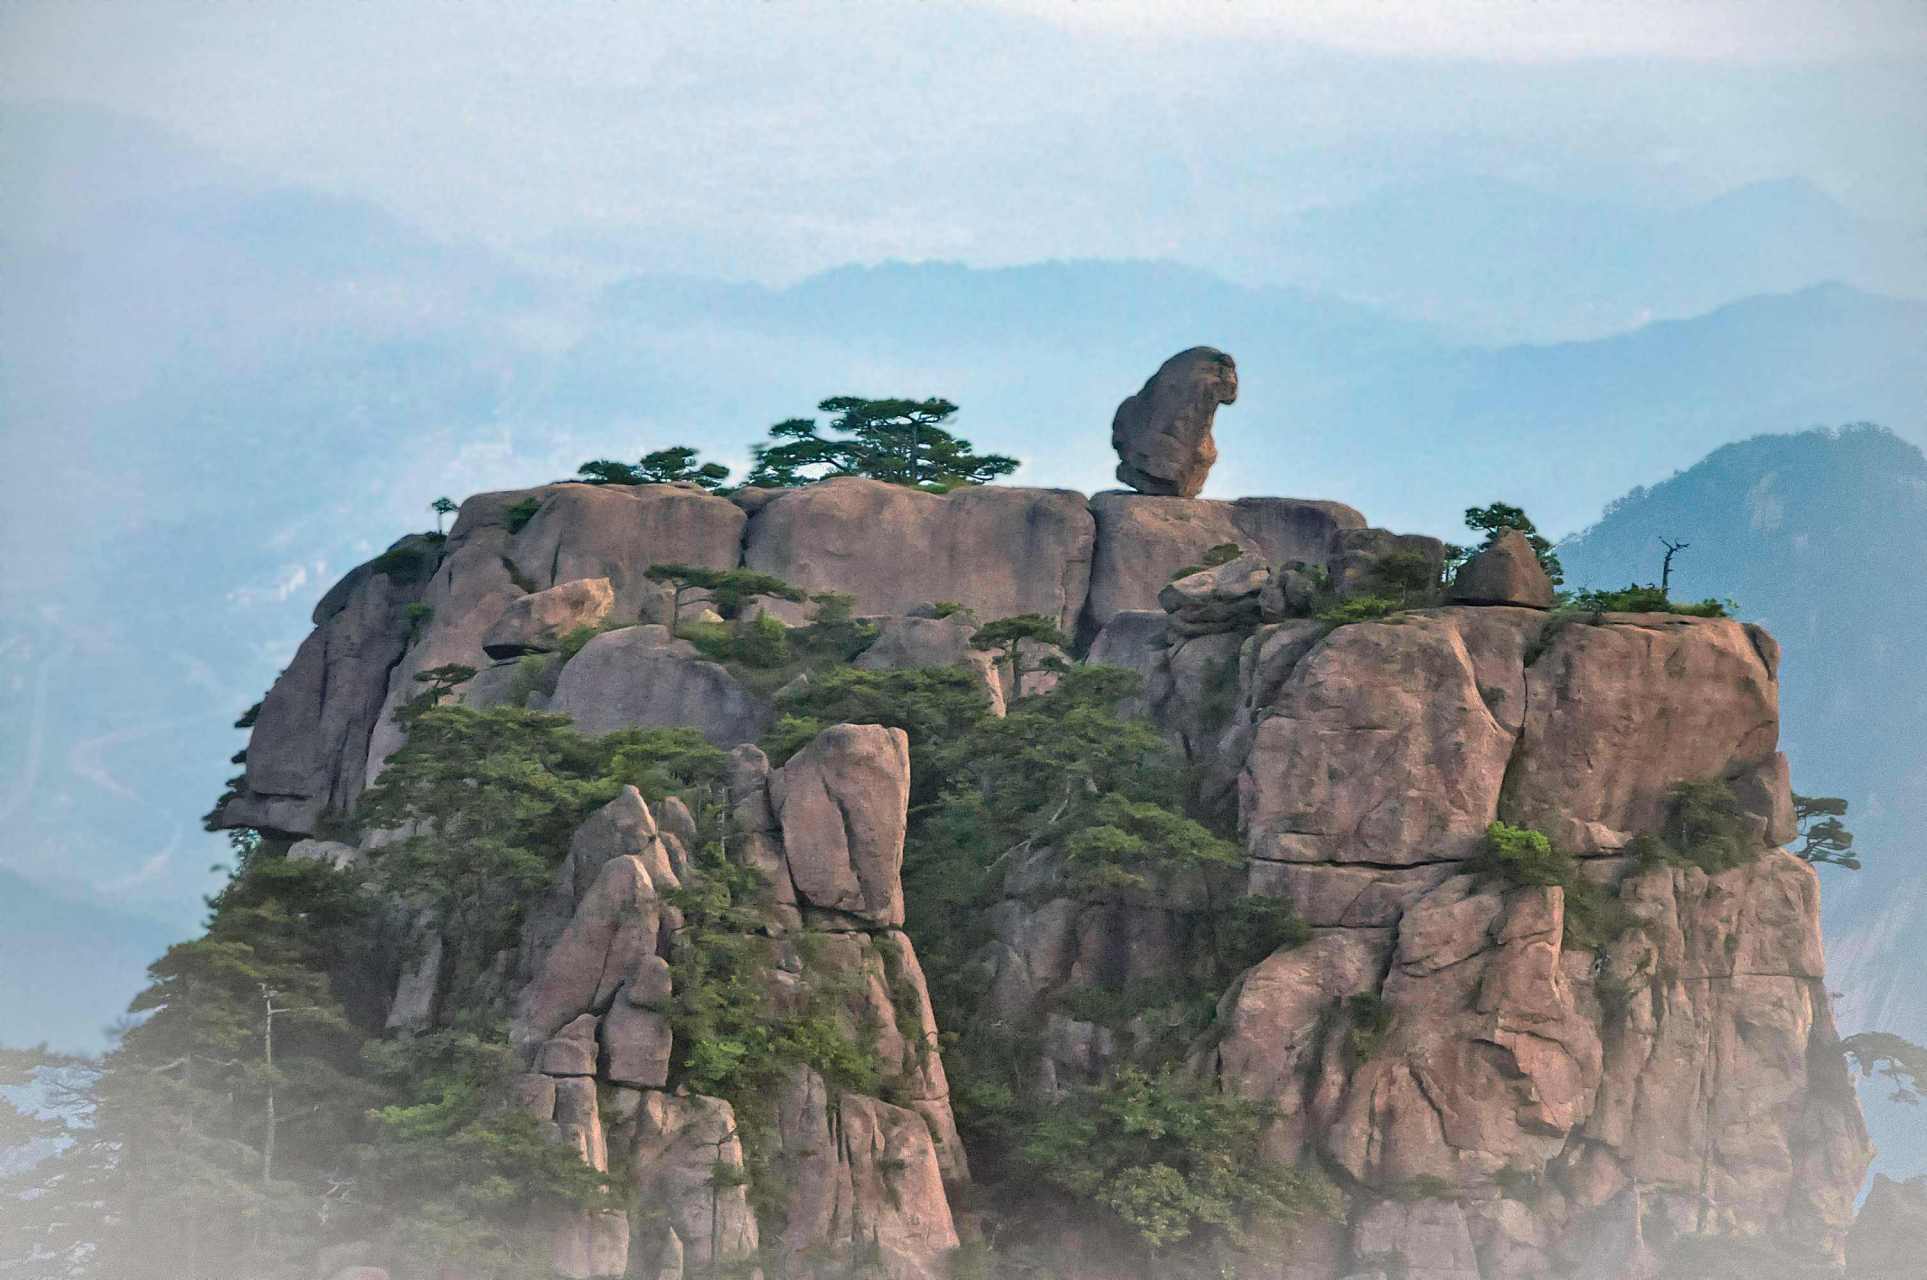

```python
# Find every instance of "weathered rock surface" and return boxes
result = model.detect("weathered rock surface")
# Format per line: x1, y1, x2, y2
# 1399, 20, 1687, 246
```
1504, 614, 1786, 852
546, 625, 767, 745
481, 576, 614, 657
770, 724, 912, 926
1210, 854, 1868, 1277
772, 1070, 960, 1280
503, 483, 745, 620
490, 723, 964, 1280
363, 525, 527, 788
1241, 608, 1547, 867
1110, 346, 1238, 497
223, 536, 441, 833
1085, 491, 1364, 626
1447, 530, 1554, 608
744, 476, 1095, 631
1159, 552, 1270, 637
628, 1091, 759, 1274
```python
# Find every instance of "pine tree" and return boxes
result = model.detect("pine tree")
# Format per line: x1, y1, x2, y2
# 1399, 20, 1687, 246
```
744, 396, 1018, 489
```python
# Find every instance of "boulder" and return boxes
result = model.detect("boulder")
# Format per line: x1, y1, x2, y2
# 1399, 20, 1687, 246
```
771, 1070, 960, 1280
1212, 929, 1391, 1160
384, 927, 441, 1033
628, 1092, 760, 1273
513, 853, 664, 1051
1086, 609, 1168, 716
1259, 560, 1326, 621
537, 1013, 601, 1077
481, 577, 614, 658
1349, 1199, 1481, 1280
546, 625, 767, 747
1329, 528, 1448, 601
551, 1209, 629, 1280
854, 614, 1006, 716
769, 724, 912, 926
504, 483, 745, 620
743, 477, 1095, 632
1447, 530, 1554, 608
1086, 492, 1364, 627
599, 998, 671, 1087
1110, 346, 1238, 497
1158, 552, 1270, 637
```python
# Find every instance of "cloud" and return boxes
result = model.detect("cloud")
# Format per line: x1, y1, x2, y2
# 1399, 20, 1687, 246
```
988, 0, 1927, 62
98, 847, 173, 895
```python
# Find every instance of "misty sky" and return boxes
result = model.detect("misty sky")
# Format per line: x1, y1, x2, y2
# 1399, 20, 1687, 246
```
6, 0, 1925, 281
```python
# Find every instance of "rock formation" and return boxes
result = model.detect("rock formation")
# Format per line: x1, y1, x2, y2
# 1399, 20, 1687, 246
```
1448, 529, 1555, 608
503, 726, 961, 1280
224, 474, 1876, 1280
1110, 346, 1240, 497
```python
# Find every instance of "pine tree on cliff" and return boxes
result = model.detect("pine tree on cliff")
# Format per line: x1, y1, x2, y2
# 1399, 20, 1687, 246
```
577, 445, 731, 490
744, 396, 1018, 489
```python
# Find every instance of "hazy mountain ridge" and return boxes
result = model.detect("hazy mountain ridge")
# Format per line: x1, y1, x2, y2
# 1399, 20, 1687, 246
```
1559, 425, 1927, 1176
1247, 172, 1927, 343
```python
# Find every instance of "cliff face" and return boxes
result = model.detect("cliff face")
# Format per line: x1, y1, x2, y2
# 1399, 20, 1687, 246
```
225, 476, 1870, 1279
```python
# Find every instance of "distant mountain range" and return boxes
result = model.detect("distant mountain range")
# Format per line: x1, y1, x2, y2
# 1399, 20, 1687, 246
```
3, 103, 1924, 1078
1238, 173, 1927, 343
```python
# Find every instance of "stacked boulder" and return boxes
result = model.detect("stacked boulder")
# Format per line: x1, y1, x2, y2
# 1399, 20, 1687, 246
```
502, 724, 962, 1280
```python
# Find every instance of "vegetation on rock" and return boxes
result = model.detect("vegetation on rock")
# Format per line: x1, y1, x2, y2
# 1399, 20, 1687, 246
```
743, 395, 1019, 489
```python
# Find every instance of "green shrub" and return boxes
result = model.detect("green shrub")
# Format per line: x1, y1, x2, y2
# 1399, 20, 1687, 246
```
1170, 542, 1243, 580
503, 496, 542, 533
1215, 896, 1311, 973
1471, 822, 1637, 950
370, 541, 441, 583
1629, 778, 1757, 874
1370, 550, 1441, 601
1020, 1066, 1338, 1252
555, 620, 616, 662
1317, 594, 1404, 625
1470, 821, 1569, 886
732, 613, 792, 668
1343, 992, 1394, 1061
1562, 584, 1730, 617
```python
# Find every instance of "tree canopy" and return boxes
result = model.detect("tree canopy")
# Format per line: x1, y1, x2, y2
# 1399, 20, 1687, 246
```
1793, 794, 1859, 869
577, 445, 731, 490
743, 396, 1018, 489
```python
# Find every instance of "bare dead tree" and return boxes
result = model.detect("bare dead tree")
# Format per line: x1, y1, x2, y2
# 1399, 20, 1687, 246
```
1660, 538, 1690, 595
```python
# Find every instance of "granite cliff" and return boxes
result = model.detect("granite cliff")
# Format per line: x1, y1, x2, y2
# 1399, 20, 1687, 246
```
213, 360, 1872, 1280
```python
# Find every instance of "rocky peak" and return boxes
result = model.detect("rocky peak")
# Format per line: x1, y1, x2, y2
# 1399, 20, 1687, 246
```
222, 467, 1874, 1280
